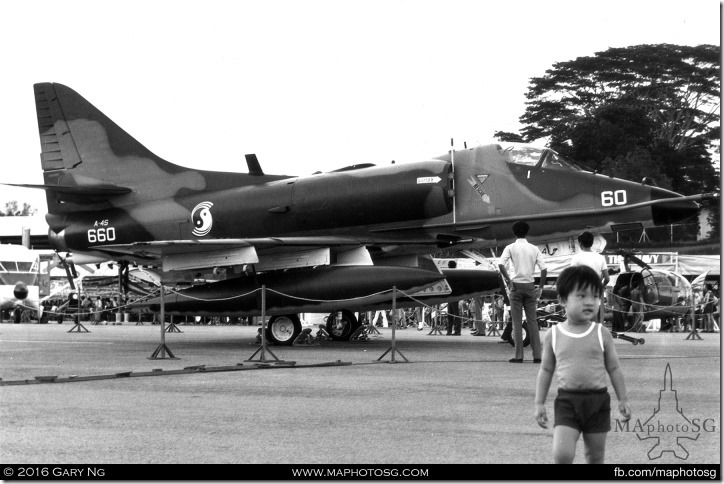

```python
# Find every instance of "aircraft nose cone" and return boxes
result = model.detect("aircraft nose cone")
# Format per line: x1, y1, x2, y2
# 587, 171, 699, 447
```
651, 190, 700, 226
14, 282, 28, 300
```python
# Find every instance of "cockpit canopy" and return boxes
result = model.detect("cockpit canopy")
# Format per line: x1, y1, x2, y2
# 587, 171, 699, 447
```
497, 143, 583, 171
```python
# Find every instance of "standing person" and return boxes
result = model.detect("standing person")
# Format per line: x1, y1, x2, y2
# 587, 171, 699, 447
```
470, 296, 485, 335
701, 284, 717, 332
498, 221, 548, 363
80, 295, 93, 321
92, 297, 102, 325
493, 295, 505, 331
569, 232, 610, 287
611, 279, 631, 332
445, 300, 461, 335
535, 265, 631, 464
570, 231, 610, 323
629, 277, 647, 332
445, 261, 461, 336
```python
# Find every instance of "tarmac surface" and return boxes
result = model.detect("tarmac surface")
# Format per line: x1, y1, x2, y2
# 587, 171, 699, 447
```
0, 320, 720, 465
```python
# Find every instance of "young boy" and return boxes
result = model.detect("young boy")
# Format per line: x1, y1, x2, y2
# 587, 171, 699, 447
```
535, 265, 631, 464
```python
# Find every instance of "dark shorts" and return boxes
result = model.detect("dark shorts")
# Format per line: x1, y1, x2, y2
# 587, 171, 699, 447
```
554, 388, 611, 433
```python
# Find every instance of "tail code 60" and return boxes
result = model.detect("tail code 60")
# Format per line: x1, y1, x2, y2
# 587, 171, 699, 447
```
87, 227, 116, 243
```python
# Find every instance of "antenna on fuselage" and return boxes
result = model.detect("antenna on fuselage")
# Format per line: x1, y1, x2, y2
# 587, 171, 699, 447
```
450, 138, 456, 224
245, 154, 264, 176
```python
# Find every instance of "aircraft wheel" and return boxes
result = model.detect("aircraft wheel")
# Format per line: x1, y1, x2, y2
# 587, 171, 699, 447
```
266, 314, 302, 345
13, 308, 22, 324
326, 309, 359, 341
507, 321, 531, 347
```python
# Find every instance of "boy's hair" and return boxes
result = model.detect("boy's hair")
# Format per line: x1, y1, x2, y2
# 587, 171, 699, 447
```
577, 231, 594, 248
512, 220, 529, 238
556, 265, 604, 300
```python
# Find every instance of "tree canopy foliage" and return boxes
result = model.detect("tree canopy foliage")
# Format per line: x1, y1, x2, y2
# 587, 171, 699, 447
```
503, 44, 720, 197
0, 201, 37, 216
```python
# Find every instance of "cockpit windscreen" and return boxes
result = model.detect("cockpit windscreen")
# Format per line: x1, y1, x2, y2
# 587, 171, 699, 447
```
498, 144, 583, 171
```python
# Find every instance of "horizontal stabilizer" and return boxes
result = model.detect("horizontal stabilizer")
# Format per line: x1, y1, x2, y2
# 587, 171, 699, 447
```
5, 183, 132, 202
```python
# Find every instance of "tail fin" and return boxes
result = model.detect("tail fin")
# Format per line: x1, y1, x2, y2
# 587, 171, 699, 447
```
32, 83, 189, 214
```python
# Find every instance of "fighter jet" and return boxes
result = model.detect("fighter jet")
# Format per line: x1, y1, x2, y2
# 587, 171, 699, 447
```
0, 244, 44, 323
15, 83, 703, 343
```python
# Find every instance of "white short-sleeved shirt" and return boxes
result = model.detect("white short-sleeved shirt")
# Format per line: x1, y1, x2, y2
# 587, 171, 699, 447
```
569, 251, 607, 276
499, 238, 547, 283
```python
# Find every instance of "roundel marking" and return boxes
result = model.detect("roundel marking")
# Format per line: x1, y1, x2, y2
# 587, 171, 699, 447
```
191, 201, 214, 236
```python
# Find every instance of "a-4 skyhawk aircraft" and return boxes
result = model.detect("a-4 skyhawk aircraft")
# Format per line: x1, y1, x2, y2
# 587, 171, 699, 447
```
0, 244, 44, 323
15, 83, 703, 344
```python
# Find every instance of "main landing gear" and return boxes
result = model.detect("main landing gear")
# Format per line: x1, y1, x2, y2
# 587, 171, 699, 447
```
265, 309, 363, 345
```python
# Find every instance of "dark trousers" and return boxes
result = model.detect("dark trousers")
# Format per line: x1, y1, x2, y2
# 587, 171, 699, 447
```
446, 302, 461, 334
509, 282, 541, 359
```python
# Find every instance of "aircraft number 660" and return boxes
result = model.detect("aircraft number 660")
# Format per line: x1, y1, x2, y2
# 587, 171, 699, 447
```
601, 190, 627, 207
88, 227, 117, 243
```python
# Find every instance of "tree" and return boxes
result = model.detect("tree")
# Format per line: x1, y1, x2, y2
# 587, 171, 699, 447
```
493, 131, 525, 143
514, 44, 720, 196
600, 146, 672, 191
0, 201, 37, 216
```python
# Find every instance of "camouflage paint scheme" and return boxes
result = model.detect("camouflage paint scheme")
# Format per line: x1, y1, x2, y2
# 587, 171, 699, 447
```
18, 83, 702, 342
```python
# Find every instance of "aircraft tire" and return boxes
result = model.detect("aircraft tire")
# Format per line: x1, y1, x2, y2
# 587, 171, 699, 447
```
326, 309, 359, 341
13, 308, 22, 324
506, 321, 531, 347
266, 314, 302, 345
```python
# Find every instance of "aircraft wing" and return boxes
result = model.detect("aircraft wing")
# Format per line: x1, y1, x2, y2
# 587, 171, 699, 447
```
94, 236, 437, 272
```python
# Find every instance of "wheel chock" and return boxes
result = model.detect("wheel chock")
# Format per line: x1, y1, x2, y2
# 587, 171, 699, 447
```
349, 325, 370, 342
314, 325, 331, 343
293, 328, 318, 346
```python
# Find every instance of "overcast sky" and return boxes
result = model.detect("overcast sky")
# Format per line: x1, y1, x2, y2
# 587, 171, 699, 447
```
0, 0, 719, 214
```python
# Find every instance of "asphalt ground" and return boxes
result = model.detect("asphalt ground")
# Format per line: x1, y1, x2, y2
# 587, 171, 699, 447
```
0, 321, 720, 467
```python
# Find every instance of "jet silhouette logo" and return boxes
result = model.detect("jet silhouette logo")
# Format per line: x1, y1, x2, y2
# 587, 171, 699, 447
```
191, 201, 214, 237
636, 364, 700, 460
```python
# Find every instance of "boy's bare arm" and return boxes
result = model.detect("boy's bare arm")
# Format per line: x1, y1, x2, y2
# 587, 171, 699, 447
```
609, 367, 631, 420
535, 332, 555, 428
535, 367, 553, 428
603, 329, 631, 420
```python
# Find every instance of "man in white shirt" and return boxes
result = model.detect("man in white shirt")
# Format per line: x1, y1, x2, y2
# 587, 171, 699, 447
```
498, 221, 548, 363
570, 231, 610, 322
569, 231, 610, 286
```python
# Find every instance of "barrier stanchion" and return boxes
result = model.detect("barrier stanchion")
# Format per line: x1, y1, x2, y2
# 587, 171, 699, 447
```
165, 315, 183, 333
377, 286, 408, 363
245, 286, 285, 363
150, 285, 177, 359
67, 311, 90, 333
427, 305, 444, 335
685, 303, 702, 341
367, 311, 382, 334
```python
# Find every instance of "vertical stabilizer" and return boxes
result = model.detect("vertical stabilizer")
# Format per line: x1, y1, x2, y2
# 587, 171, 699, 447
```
33, 83, 189, 214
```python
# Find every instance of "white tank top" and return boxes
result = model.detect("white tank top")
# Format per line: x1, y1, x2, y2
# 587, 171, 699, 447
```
551, 322, 608, 390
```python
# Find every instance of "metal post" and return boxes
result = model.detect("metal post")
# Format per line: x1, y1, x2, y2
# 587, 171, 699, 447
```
685, 299, 703, 341
391, 286, 397, 363
150, 284, 177, 359
377, 286, 408, 363
261, 285, 267, 347
450, 138, 456, 225
245, 285, 283, 363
